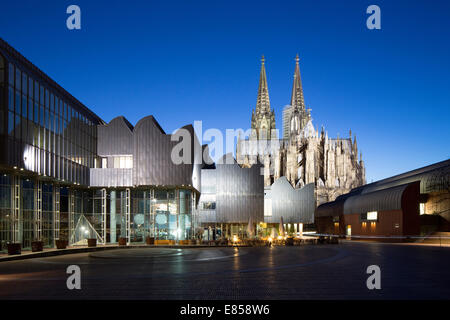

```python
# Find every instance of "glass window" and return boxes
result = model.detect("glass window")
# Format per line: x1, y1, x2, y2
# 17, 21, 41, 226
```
15, 90, 20, 114
264, 198, 272, 216
40, 105, 44, 126
125, 156, 133, 168
8, 111, 14, 136
367, 211, 378, 221
114, 157, 120, 168
39, 85, 44, 104
202, 202, 216, 210
50, 93, 53, 111
22, 73, 27, 95
49, 112, 53, 132
8, 63, 14, 86
22, 94, 27, 117
34, 102, 39, 123
8, 86, 14, 111
34, 80, 39, 102
0, 55, 4, 84
28, 98, 33, 120
45, 89, 49, 108
420, 203, 425, 215
15, 114, 20, 139
15, 67, 21, 91
28, 77, 33, 98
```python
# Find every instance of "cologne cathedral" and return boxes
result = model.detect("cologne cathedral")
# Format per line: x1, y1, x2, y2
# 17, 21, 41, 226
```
237, 55, 366, 205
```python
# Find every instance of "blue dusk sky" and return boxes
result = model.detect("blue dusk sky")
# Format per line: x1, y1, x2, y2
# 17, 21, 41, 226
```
1, 0, 449, 182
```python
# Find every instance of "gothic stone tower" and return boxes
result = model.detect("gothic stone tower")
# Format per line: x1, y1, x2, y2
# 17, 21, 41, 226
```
238, 55, 277, 186
289, 54, 311, 139
251, 55, 276, 140
238, 55, 366, 205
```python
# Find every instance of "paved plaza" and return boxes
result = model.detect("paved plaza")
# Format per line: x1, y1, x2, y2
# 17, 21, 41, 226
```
0, 242, 449, 300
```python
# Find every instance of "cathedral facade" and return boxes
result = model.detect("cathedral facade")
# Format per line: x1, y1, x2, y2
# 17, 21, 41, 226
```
237, 55, 366, 206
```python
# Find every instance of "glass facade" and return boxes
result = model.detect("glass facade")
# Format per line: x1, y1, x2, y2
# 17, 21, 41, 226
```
0, 54, 4, 135
0, 174, 56, 250
4, 61, 99, 185
0, 43, 199, 251
0, 174, 12, 249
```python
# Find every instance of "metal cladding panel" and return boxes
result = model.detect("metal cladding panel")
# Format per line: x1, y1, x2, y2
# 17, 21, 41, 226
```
265, 177, 315, 224
132, 116, 200, 190
97, 117, 133, 156
214, 155, 264, 223
196, 207, 217, 224
200, 168, 217, 193
90, 168, 132, 187
196, 169, 217, 223
343, 183, 410, 215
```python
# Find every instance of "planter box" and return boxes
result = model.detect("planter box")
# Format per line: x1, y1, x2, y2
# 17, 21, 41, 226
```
285, 237, 294, 246
155, 239, 176, 245
55, 240, 68, 249
178, 240, 189, 245
31, 241, 44, 252
87, 238, 97, 247
145, 237, 155, 245
7, 243, 21, 255
188, 239, 196, 245
118, 237, 127, 246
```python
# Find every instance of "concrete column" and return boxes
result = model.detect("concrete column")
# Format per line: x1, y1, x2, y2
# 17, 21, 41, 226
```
110, 190, 116, 243
53, 185, 60, 247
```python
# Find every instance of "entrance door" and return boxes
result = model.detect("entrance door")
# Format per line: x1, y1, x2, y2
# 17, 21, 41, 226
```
346, 225, 352, 237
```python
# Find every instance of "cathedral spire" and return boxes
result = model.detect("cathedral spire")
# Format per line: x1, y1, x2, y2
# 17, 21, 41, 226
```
255, 55, 271, 114
290, 54, 305, 110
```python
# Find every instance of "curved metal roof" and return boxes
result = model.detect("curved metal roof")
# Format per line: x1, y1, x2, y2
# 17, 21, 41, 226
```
315, 198, 345, 217
352, 159, 450, 194
343, 183, 411, 215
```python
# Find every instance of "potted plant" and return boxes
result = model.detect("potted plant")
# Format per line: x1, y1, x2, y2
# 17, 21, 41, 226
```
87, 238, 97, 247
7, 243, 21, 255
55, 239, 68, 249
31, 240, 44, 252
118, 237, 127, 246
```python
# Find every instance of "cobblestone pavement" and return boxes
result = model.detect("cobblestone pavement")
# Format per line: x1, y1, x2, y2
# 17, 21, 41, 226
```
0, 242, 449, 300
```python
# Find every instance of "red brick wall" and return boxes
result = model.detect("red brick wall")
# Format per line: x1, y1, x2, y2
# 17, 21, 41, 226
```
343, 210, 403, 237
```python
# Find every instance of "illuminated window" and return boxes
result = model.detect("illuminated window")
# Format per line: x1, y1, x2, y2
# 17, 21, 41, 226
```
112, 156, 133, 168
367, 211, 378, 221
202, 202, 216, 210
420, 203, 425, 215
264, 198, 272, 216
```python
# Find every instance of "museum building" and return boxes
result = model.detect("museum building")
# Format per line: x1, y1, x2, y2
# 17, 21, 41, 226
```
0, 38, 209, 249
315, 159, 450, 239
